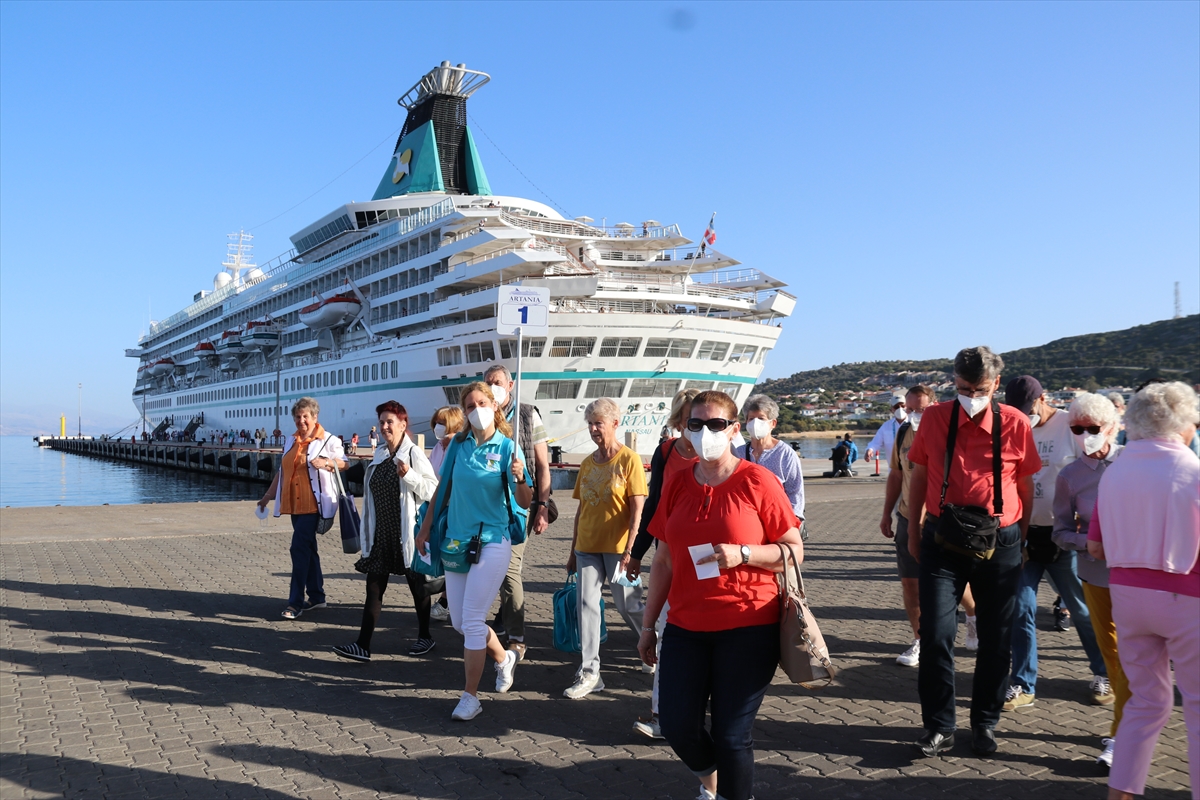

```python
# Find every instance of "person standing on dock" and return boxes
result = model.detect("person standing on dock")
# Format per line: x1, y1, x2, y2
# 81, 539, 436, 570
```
484, 364, 552, 662
258, 397, 347, 621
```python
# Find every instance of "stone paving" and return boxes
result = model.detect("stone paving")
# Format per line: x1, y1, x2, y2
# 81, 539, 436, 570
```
0, 478, 1191, 799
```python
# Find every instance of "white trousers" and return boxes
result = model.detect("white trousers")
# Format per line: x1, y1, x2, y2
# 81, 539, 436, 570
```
445, 539, 512, 650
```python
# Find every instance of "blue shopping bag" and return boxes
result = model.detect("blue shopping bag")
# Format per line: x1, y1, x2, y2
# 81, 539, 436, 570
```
553, 573, 607, 653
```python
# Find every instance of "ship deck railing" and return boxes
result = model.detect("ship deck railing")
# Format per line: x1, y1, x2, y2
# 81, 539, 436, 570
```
499, 210, 683, 241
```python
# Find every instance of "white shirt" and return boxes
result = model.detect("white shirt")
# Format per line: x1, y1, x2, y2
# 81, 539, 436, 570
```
1030, 409, 1080, 527
867, 417, 903, 459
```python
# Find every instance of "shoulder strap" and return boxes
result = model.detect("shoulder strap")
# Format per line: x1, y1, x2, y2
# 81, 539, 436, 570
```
991, 399, 1003, 516
940, 403, 959, 510
500, 440, 520, 526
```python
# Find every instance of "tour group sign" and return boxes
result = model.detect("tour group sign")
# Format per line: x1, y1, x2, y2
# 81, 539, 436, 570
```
496, 285, 549, 456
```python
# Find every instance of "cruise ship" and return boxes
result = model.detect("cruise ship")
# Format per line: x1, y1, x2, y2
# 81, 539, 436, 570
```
127, 62, 795, 455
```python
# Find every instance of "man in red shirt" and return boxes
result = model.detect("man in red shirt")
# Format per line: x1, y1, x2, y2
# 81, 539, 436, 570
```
905, 346, 1040, 758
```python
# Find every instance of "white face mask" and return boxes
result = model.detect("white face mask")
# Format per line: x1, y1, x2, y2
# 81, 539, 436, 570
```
688, 427, 731, 461
957, 393, 990, 417
467, 406, 492, 431
1028, 414, 1041, 428
1076, 431, 1107, 456
894, 408, 908, 422
433, 424, 447, 439
908, 411, 922, 430
488, 384, 508, 407
746, 418, 772, 440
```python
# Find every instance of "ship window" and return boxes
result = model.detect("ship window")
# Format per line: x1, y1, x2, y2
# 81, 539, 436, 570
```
549, 337, 595, 358
380, 361, 387, 379
717, 383, 743, 401
371, 364, 379, 381
391, 361, 398, 378
696, 341, 729, 361
729, 344, 758, 363
302, 376, 308, 390
437, 346, 462, 367
643, 338, 696, 359
629, 379, 681, 398
465, 341, 496, 363
498, 337, 546, 359
598, 337, 641, 358
755, 348, 771, 365
353, 367, 360, 382
535, 380, 582, 400
585, 379, 627, 399
443, 386, 461, 405
684, 380, 715, 391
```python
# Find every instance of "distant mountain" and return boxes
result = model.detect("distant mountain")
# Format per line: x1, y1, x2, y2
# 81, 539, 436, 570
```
759, 315, 1200, 395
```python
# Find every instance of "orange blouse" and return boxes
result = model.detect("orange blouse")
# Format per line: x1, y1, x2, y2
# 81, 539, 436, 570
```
280, 425, 326, 515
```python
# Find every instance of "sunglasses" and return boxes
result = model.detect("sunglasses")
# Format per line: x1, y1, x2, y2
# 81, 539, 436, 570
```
686, 417, 737, 433
1070, 424, 1103, 435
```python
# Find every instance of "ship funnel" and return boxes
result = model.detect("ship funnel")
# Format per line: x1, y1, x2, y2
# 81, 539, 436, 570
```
372, 63, 492, 199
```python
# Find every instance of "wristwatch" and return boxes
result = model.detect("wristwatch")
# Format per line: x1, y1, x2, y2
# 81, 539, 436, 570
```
740, 545, 751, 565
516, 475, 527, 485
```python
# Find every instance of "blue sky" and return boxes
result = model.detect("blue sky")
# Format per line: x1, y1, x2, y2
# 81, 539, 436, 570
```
1, 1, 1196, 434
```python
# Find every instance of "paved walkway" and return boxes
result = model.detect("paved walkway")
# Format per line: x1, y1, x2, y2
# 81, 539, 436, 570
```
1, 478, 1191, 799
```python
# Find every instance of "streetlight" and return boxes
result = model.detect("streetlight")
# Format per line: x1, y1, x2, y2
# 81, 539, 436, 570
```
77, 383, 82, 438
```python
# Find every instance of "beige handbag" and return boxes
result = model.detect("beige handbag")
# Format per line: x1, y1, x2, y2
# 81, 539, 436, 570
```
776, 542, 836, 689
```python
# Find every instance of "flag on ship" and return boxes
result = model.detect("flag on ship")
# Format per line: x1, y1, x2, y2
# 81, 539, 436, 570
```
703, 214, 716, 245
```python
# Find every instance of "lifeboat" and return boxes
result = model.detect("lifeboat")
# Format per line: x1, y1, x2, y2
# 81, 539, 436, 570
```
147, 358, 175, 377
194, 340, 217, 357
215, 328, 244, 353
299, 292, 361, 329
241, 319, 280, 350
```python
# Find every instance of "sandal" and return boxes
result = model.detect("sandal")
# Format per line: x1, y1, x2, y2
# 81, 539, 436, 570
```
281, 606, 303, 620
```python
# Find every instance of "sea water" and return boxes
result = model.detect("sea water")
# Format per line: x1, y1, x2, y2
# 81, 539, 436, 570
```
0, 436, 264, 508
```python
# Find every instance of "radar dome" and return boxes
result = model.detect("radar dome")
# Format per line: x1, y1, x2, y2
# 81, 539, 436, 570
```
245, 267, 265, 282
213, 272, 233, 290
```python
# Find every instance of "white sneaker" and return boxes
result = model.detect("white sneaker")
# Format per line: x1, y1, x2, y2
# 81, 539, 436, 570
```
494, 649, 517, 693
1097, 737, 1115, 768
451, 692, 482, 721
430, 604, 451, 623
564, 670, 604, 699
1090, 675, 1115, 705
896, 639, 920, 667
964, 615, 979, 652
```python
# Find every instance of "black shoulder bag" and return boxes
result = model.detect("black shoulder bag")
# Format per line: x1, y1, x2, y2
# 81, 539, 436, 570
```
935, 400, 1002, 560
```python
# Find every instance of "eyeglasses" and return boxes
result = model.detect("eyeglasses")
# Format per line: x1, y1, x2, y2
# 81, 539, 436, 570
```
686, 417, 737, 432
1070, 424, 1103, 435
956, 385, 992, 399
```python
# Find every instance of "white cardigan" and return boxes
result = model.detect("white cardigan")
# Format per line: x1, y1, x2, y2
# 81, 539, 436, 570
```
359, 439, 438, 567
273, 432, 346, 519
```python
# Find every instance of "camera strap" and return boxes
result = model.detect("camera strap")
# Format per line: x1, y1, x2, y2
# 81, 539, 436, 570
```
940, 399, 1003, 517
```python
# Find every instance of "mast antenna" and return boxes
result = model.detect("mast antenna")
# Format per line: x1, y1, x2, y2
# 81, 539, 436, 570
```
222, 230, 256, 285
1175, 281, 1182, 319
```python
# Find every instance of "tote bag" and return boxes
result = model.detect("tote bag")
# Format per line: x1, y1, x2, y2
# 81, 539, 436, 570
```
552, 573, 607, 653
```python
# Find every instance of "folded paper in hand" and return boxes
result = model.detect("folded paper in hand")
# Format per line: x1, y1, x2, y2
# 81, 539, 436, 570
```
688, 543, 721, 580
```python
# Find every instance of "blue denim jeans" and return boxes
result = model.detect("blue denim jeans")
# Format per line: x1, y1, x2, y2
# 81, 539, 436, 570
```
918, 516, 1022, 733
1009, 545, 1106, 694
658, 622, 779, 800
288, 513, 325, 608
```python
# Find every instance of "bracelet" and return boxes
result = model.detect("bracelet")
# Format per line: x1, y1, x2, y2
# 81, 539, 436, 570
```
641, 627, 656, 633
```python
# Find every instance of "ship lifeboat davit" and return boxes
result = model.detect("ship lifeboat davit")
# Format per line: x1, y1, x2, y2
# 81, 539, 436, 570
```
215, 329, 244, 353
147, 358, 175, 377
300, 293, 361, 329
194, 340, 217, 357
241, 320, 280, 350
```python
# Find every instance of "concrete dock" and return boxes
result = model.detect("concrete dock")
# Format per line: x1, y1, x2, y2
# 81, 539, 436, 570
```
0, 478, 1190, 799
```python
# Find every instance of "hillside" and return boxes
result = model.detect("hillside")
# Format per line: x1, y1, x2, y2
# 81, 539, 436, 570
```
759, 315, 1200, 395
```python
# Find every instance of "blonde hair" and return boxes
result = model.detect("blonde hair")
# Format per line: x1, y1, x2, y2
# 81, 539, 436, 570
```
667, 388, 702, 431
585, 397, 621, 424
458, 382, 513, 438
431, 405, 465, 436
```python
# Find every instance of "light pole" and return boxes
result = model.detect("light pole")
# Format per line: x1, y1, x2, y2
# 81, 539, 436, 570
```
77, 383, 82, 437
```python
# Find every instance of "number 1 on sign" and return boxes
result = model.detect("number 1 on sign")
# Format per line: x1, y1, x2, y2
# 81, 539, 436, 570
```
517, 306, 528, 324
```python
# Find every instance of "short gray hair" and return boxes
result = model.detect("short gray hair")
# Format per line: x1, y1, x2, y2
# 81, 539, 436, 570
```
742, 394, 780, 422
1105, 392, 1126, 411
584, 397, 621, 424
1125, 381, 1200, 441
292, 397, 319, 417
1068, 393, 1117, 428
954, 346, 1005, 384
484, 364, 512, 383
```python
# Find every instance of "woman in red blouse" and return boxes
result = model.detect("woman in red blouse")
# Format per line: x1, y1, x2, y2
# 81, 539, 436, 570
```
638, 391, 804, 800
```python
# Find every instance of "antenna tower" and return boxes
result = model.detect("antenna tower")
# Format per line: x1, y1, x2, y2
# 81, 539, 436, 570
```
222, 230, 256, 285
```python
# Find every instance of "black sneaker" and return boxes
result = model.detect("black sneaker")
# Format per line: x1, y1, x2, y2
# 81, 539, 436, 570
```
333, 643, 370, 662
408, 637, 436, 656
1053, 597, 1071, 631
970, 726, 997, 756
916, 730, 955, 757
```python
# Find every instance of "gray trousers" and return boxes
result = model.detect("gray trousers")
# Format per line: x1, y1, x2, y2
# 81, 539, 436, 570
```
576, 551, 644, 676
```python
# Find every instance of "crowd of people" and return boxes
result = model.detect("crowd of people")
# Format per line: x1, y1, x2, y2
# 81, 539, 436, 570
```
255, 346, 1198, 800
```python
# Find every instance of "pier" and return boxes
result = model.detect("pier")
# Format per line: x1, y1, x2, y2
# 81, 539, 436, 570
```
2, 481, 1186, 800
